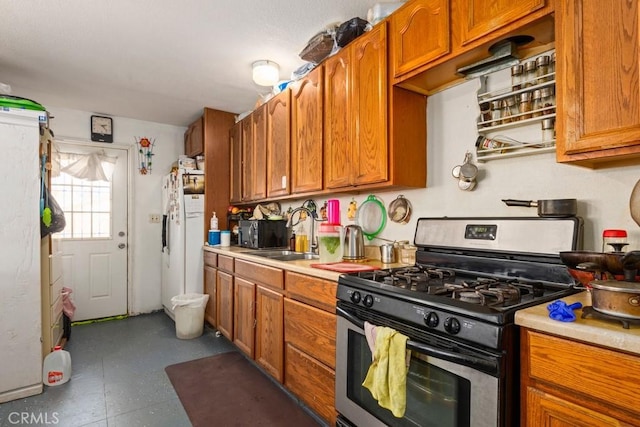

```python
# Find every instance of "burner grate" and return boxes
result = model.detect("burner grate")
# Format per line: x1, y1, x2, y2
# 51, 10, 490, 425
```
581, 306, 640, 329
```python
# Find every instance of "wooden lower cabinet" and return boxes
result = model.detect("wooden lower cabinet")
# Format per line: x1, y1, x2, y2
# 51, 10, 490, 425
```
521, 329, 640, 426
285, 343, 336, 425
255, 286, 284, 382
234, 276, 256, 358
216, 270, 234, 341
203, 264, 217, 327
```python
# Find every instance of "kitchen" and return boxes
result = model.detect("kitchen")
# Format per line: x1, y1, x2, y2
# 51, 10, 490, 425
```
2, 0, 640, 426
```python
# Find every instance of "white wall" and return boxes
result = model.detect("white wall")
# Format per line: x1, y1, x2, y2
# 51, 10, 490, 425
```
48, 107, 184, 314
282, 76, 640, 252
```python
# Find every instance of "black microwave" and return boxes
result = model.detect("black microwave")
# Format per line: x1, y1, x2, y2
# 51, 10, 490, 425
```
238, 219, 288, 249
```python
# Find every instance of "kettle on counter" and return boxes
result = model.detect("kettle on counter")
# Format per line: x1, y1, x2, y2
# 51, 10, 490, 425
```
343, 225, 365, 261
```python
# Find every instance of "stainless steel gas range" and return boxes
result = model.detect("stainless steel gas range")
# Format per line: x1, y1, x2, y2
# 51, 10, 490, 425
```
335, 217, 583, 427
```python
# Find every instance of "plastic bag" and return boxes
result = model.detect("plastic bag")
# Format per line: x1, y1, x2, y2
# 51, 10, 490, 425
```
40, 183, 66, 238
299, 24, 339, 63
335, 17, 371, 48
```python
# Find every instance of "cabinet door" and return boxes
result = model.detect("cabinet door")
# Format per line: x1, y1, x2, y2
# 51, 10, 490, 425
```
256, 286, 284, 382
184, 116, 204, 157
290, 65, 324, 194
266, 90, 291, 198
390, 0, 450, 78
556, 0, 640, 164
216, 270, 234, 340
233, 277, 255, 358
457, 0, 546, 46
252, 104, 267, 200
241, 117, 253, 201
352, 23, 388, 186
525, 387, 622, 427
324, 50, 353, 189
229, 121, 243, 203
204, 265, 217, 327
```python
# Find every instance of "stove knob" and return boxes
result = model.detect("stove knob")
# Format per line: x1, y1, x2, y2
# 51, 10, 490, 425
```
444, 317, 461, 335
424, 312, 439, 328
350, 291, 362, 304
363, 294, 374, 308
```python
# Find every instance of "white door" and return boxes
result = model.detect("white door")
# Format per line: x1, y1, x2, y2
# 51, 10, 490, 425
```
51, 143, 128, 321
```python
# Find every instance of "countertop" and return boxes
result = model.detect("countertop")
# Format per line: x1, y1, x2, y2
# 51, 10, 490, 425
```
202, 244, 408, 282
515, 291, 640, 356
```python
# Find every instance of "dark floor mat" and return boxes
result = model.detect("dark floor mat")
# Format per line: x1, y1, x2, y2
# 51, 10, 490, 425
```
165, 351, 320, 427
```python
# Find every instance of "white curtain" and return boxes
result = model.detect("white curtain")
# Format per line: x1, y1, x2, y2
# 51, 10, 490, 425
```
57, 150, 117, 182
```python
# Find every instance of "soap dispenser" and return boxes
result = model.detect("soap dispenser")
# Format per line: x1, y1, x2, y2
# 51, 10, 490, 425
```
210, 212, 218, 230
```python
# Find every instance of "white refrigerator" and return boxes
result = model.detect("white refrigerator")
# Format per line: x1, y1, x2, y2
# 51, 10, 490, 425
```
0, 107, 45, 402
161, 169, 205, 319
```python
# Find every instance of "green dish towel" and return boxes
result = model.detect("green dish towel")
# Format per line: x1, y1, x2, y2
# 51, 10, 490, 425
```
362, 326, 410, 418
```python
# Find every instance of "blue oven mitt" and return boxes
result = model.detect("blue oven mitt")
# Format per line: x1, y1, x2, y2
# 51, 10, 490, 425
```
547, 300, 583, 322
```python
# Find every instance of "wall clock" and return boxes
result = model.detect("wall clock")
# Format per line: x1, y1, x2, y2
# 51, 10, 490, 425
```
90, 115, 113, 143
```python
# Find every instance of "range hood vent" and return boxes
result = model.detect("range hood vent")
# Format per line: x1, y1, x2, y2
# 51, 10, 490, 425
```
457, 36, 534, 79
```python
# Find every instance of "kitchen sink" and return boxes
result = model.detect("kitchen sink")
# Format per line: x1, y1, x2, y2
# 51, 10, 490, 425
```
249, 250, 318, 261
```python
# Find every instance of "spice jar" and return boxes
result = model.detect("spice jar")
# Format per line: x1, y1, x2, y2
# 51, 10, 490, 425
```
541, 118, 555, 144
479, 102, 491, 126
549, 52, 556, 75
531, 89, 543, 117
519, 92, 533, 120
602, 229, 628, 252
523, 60, 537, 87
511, 64, 524, 91
501, 97, 516, 124
536, 55, 550, 83
541, 86, 555, 115
490, 100, 502, 126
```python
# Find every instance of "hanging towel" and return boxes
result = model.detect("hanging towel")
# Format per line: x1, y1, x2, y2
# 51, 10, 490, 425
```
362, 326, 410, 418
364, 321, 377, 360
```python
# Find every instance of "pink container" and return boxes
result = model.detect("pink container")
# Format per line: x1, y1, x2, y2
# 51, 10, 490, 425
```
327, 199, 341, 225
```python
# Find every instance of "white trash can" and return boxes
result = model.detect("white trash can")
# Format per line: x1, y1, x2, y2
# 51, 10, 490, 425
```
171, 293, 209, 339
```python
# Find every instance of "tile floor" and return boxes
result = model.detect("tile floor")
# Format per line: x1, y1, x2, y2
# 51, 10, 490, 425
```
0, 312, 324, 427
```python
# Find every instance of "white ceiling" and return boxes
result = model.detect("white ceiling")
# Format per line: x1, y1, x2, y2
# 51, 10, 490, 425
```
0, 0, 386, 127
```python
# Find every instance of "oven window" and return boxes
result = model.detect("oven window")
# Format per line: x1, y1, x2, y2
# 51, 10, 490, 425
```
346, 330, 471, 427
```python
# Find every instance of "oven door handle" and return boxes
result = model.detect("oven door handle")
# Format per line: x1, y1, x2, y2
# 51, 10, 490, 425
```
337, 306, 499, 375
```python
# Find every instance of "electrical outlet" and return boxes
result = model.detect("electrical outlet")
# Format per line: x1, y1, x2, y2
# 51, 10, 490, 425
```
149, 214, 161, 223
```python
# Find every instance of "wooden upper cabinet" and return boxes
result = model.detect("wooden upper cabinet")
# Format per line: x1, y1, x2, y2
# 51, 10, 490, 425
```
240, 116, 253, 201
556, 0, 640, 165
390, 0, 450, 78
266, 90, 291, 198
229, 121, 242, 204
184, 116, 204, 157
457, 0, 546, 46
324, 51, 353, 189
352, 24, 388, 186
290, 65, 324, 194
252, 104, 267, 200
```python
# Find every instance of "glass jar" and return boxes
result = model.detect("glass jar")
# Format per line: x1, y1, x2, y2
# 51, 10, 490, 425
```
519, 92, 533, 119
523, 60, 537, 87
602, 229, 629, 252
541, 118, 555, 144
536, 55, 550, 83
531, 89, 543, 117
479, 102, 491, 126
511, 64, 524, 91
490, 100, 502, 126
541, 86, 555, 115
318, 223, 344, 263
501, 97, 516, 124
549, 52, 556, 75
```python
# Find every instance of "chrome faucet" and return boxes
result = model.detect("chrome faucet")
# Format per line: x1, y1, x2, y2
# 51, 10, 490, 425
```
286, 206, 320, 254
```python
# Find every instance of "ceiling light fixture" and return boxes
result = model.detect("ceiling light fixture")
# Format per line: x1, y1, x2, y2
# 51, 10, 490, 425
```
252, 60, 280, 87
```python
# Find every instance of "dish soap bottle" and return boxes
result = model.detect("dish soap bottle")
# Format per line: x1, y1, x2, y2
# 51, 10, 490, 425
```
210, 212, 218, 230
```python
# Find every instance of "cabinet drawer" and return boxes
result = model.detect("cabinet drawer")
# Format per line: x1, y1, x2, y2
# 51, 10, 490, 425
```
285, 343, 336, 425
218, 255, 234, 273
235, 259, 283, 289
203, 251, 217, 267
525, 330, 640, 415
284, 298, 336, 369
285, 271, 336, 312
50, 252, 63, 284
51, 293, 64, 324
50, 275, 64, 303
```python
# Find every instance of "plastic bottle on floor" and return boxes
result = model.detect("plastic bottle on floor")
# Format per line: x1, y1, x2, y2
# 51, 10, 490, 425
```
42, 345, 72, 386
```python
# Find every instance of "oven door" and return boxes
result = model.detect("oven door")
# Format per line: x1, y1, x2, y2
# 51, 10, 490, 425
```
336, 304, 502, 427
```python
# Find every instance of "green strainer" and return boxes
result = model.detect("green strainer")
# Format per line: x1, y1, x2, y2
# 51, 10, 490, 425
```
356, 195, 387, 240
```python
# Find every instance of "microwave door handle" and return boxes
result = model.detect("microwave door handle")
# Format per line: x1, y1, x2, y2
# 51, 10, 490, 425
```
337, 306, 498, 375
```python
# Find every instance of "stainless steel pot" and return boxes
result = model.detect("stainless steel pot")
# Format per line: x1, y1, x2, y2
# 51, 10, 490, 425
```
502, 198, 577, 217
343, 225, 365, 261
590, 280, 640, 319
